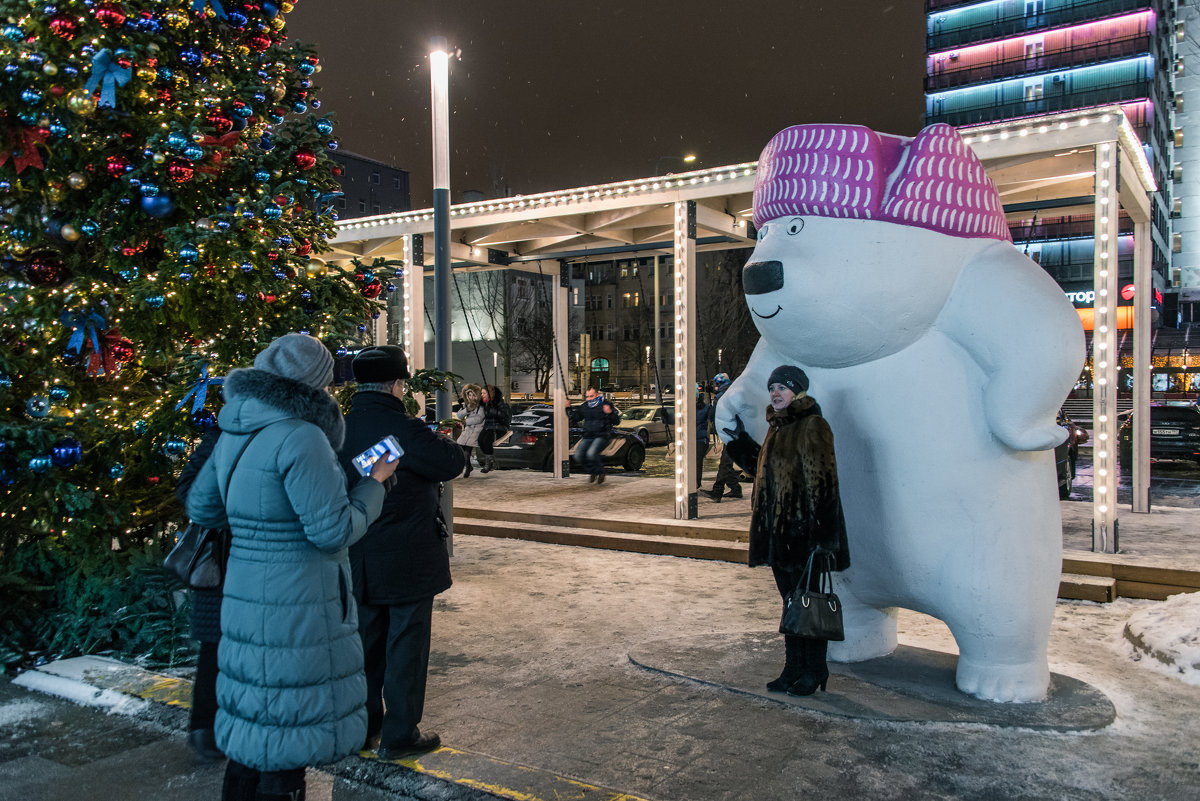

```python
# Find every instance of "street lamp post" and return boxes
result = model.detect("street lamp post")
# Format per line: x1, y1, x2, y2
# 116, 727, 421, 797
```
492, 351, 498, 389
430, 36, 452, 552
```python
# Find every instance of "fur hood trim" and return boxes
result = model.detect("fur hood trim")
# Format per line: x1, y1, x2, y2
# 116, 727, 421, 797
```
223, 368, 345, 450
461, 383, 482, 411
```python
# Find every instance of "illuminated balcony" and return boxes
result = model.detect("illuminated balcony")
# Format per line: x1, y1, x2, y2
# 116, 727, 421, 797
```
928, 0, 1152, 51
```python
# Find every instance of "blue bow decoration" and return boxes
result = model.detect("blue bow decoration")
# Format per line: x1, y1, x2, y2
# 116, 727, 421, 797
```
61, 309, 106, 357
84, 49, 132, 109
176, 363, 224, 414
190, 0, 228, 19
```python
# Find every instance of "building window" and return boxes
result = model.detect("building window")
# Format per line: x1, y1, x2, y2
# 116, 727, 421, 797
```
1024, 0, 1044, 15
606, 325, 614, 340
1024, 82, 1043, 102
622, 292, 633, 308
1024, 38, 1043, 59
633, 292, 640, 307
372, 204, 380, 214
370, 171, 380, 184
393, 177, 403, 189
607, 294, 613, 309
1173, 233, 1182, 254
359, 199, 367, 212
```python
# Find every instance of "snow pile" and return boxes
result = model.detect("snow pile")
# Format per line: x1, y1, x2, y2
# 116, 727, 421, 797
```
0, 698, 51, 726
1122, 591, 1200, 686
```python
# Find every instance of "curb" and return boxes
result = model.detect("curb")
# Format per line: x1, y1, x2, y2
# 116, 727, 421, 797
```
14, 656, 651, 801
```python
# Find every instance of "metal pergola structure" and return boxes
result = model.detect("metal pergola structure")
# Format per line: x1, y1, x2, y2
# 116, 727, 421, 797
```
327, 164, 757, 520
962, 105, 1157, 552
328, 106, 1155, 539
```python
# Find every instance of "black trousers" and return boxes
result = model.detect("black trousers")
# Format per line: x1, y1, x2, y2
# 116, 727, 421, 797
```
695, 441, 710, 490
478, 430, 498, 455
358, 597, 434, 748
190, 640, 219, 731
712, 446, 741, 492
223, 760, 304, 799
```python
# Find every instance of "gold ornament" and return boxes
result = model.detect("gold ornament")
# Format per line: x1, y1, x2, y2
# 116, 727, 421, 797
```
42, 62, 58, 76
236, 45, 250, 57
271, 83, 286, 101
66, 89, 96, 116
136, 66, 156, 83
281, 2, 294, 12
163, 10, 187, 29
67, 171, 88, 190
45, 184, 65, 204
271, 16, 285, 31
196, 217, 212, 230
152, 152, 166, 164
305, 260, 328, 277
60, 224, 81, 242
136, 89, 152, 104
9, 241, 27, 258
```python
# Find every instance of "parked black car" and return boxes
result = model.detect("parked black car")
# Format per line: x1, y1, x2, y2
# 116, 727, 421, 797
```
493, 406, 647, 472
1117, 403, 1200, 467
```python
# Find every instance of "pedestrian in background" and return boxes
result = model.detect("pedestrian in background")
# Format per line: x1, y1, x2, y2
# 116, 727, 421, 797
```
703, 372, 743, 502
747, 365, 849, 697
567, 387, 620, 483
695, 384, 713, 490
186, 333, 398, 801
339, 346, 465, 760
477, 384, 511, 473
455, 383, 484, 477
174, 422, 224, 762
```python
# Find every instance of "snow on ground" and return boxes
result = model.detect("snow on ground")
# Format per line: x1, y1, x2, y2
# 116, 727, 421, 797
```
1122, 590, 1200, 686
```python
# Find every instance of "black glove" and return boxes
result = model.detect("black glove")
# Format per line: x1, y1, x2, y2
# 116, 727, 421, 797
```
722, 414, 747, 442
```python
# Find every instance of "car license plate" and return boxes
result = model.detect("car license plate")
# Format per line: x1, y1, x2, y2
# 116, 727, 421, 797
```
1151, 428, 1180, 436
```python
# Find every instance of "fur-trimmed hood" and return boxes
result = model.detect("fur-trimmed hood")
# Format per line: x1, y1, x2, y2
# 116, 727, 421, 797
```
218, 367, 346, 450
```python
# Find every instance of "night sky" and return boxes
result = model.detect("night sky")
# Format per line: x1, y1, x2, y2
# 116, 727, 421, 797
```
285, 1, 928, 209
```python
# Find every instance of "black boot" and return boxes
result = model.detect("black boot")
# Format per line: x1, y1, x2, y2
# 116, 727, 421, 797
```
725, 483, 743, 499
702, 482, 725, 502
786, 638, 829, 696
766, 636, 805, 692
221, 761, 259, 801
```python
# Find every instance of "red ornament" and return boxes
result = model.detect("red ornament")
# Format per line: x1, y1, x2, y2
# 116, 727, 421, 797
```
121, 240, 148, 256
292, 148, 317, 170
205, 110, 233, 135
147, 476, 160, 485
294, 238, 312, 256
203, 264, 216, 277
258, 292, 277, 303
166, 158, 195, 183
157, 88, 172, 104
266, 251, 280, 262
25, 250, 68, 286
247, 33, 272, 51
361, 279, 383, 299
49, 14, 78, 39
94, 2, 127, 27
331, 166, 343, 177
105, 154, 130, 177
111, 338, 136, 363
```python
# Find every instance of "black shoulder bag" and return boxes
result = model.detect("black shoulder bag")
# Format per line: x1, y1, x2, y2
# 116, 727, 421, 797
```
779, 550, 845, 641
164, 429, 263, 590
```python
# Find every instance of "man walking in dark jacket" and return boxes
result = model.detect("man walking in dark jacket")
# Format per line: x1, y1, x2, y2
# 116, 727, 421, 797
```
566, 387, 620, 483
339, 346, 466, 760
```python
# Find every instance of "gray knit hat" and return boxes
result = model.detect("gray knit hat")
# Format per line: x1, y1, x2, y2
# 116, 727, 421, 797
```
254, 333, 334, 388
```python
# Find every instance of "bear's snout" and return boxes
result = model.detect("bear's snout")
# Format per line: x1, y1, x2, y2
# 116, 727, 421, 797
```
743, 260, 783, 295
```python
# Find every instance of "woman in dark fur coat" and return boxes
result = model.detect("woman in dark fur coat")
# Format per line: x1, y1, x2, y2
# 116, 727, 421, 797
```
749, 365, 850, 697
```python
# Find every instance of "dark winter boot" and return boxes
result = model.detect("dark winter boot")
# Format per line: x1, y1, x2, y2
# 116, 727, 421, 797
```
702, 482, 725, 502
766, 636, 806, 692
479, 455, 492, 474
221, 761, 259, 801
786, 638, 830, 696
725, 483, 743, 499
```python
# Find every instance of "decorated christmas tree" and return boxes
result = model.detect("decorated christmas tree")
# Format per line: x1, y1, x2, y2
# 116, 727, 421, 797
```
0, 0, 388, 663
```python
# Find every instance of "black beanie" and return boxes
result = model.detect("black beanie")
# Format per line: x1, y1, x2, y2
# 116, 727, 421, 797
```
767, 365, 809, 395
352, 345, 411, 383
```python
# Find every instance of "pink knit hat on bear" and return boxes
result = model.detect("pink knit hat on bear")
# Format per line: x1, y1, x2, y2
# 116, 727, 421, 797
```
752, 122, 1010, 242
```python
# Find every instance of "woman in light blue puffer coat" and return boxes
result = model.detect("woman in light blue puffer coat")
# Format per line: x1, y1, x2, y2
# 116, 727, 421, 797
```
186, 334, 398, 801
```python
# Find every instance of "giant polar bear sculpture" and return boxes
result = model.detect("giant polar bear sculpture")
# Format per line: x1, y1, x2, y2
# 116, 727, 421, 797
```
717, 123, 1085, 702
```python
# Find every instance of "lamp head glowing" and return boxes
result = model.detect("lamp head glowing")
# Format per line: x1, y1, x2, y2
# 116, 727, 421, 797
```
430, 36, 449, 56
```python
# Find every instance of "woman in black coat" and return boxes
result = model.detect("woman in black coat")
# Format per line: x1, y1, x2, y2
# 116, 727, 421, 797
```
749, 365, 849, 697
174, 424, 225, 761
477, 385, 511, 474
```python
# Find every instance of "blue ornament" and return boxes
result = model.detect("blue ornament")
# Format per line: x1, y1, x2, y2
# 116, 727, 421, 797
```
292, 101, 308, 114
262, 204, 282, 220
235, 292, 247, 302
216, 220, 231, 231
146, 294, 165, 309
252, 92, 266, 104
21, 88, 43, 105
157, 67, 173, 81
48, 121, 68, 138
179, 46, 203, 68
118, 268, 139, 282
141, 194, 175, 218
29, 456, 52, 473
82, 220, 100, 236
132, 420, 147, 436
277, 235, 292, 246
0, 375, 10, 388
336, 346, 348, 357
48, 386, 69, 401
139, 182, 161, 197
2, 25, 24, 41
178, 245, 199, 262
227, 10, 248, 28
298, 62, 315, 76
166, 132, 188, 150
137, 15, 162, 34
0, 469, 14, 486
310, 99, 321, 110
17, 111, 38, 126
299, 328, 310, 335
357, 324, 367, 332
110, 463, 125, 479
233, 104, 253, 119
128, 177, 142, 190
273, 270, 287, 279
163, 436, 188, 458
267, 111, 284, 125
254, 169, 270, 182
300, 290, 311, 300
386, 283, 396, 293
242, 210, 255, 219
182, 144, 204, 160
179, 271, 193, 281
326, 139, 339, 151
190, 409, 217, 429
50, 438, 83, 468
259, 136, 276, 151
240, 262, 254, 272
393, 268, 404, 278
314, 119, 333, 135
262, 1, 279, 17
371, 312, 381, 319
26, 396, 50, 417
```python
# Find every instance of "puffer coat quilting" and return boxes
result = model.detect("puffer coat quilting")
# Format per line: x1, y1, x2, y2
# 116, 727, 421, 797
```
185, 368, 385, 772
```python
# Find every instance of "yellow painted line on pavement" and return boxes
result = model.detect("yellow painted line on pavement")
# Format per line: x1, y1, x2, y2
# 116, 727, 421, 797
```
359, 746, 651, 801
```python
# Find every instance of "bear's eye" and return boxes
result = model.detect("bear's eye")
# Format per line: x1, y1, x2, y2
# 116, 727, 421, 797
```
786, 218, 804, 236
756, 224, 769, 241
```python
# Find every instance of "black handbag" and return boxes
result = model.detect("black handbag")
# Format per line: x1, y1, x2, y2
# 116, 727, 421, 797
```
779, 551, 845, 641
164, 428, 262, 590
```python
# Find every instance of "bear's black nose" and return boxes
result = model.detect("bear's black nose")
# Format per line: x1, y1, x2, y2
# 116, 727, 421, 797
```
742, 260, 783, 295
